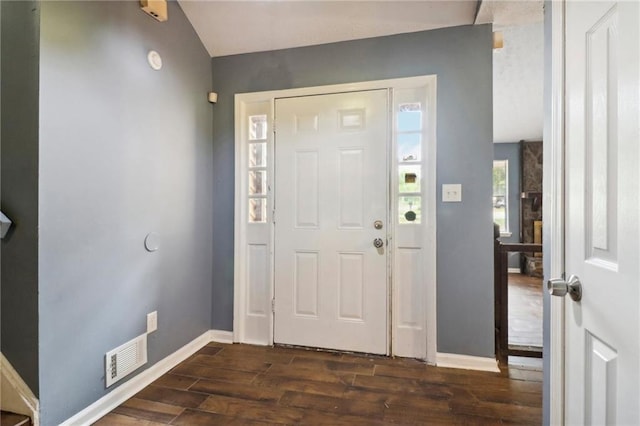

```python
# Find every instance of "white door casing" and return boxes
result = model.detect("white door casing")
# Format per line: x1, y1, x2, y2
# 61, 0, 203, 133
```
545, 1, 566, 423
233, 77, 437, 362
273, 90, 389, 354
564, 1, 640, 424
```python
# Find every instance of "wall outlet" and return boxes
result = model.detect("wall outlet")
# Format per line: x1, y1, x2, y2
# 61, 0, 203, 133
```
442, 184, 462, 202
147, 311, 158, 334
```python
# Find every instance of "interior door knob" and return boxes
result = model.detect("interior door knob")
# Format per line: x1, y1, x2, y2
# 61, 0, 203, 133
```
548, 275, 582, 302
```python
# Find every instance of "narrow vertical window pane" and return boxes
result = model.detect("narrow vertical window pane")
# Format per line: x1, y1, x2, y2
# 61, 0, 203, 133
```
249, 115, 267, 140
398, 133, 422, 162
249, 198, 267, 223
493, 160, 508, 233
398, 165, 421, 193
249, 143, 267, 167
249, 170, 267, 195
399, 196, 421, 224
397, 133, 422, 162
397, 103, 422, 132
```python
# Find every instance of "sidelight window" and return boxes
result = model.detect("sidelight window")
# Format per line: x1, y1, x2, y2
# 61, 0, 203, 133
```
493, 160, 509, 233
248, 115, 268, 223
397, 102, 423, 224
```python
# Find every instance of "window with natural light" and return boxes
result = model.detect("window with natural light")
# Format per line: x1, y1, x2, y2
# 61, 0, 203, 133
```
248, 115, 268, 223
493, 160, 508, 234
397, 102, 423, 224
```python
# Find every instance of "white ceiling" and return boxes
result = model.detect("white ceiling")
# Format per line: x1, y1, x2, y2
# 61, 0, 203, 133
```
493, 22, 543, 143
475, 0, 543, 28
178, 0, 544, 144
178, 1, 478, 57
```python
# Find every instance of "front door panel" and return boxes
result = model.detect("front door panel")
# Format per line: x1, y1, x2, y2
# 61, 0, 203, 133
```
274, 90, 388, 354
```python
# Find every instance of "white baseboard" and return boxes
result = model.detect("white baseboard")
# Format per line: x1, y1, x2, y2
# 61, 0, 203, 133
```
61, 330, 212, 426
241, 339, 271, 346
209, 329, 234, 344
436, 352, 500, 373
508, 268, 521, 273
1, 353, 40, 426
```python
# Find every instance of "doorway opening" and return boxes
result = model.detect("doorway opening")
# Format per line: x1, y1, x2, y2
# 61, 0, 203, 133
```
233, 76, 437, 362
493, 141, 544, 367
492, 21, 544, 369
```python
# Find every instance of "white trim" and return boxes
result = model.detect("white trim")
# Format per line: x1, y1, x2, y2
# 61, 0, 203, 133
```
508, 267, 522, 274
233, 76, 438, 364
0, 353, 40, 426
233, 99, 274, 346
500, 232, 513, 238
210, 329, 234, 344
233, 96, 242, 345
435, 352, 500, 373
61, 331, 212, 426
546, 1, 565, 424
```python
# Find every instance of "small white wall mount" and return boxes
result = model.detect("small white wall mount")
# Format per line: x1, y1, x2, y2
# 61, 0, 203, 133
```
0, 211, 13, 239
442, 184, 462, 202
147, 50, 162, 71
144, 232, 160, 252
208, 92, 218, 104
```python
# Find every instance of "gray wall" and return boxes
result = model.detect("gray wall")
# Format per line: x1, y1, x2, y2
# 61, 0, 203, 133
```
0, 1, 41, 395
211, 25, 495, 357
494, 142, 521, 269
37, 2, 213, 424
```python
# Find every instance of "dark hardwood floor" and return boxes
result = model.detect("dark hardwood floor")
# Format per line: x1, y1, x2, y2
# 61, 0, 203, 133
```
508, 273, 543, 348
95, 342, 542, 425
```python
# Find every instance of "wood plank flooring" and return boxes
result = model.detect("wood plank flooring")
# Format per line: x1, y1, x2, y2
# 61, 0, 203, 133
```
95, 342, 542, 425
508, 273, 543, 348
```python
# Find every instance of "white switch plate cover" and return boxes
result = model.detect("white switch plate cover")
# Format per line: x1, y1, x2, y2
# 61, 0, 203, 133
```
147, 311, 157, 334
442, 184, 462, 202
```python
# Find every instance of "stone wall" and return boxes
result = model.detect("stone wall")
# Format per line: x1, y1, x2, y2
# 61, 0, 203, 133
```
521, 141, 543, 243
521, 141, 543, 277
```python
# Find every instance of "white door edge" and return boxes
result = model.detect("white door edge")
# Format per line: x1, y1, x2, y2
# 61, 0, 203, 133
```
546, 1, 565, 424
233, 76, 437, 363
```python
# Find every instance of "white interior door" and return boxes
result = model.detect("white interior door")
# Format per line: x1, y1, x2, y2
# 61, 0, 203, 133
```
563, 1, 640, 423
274, 90, 388, 354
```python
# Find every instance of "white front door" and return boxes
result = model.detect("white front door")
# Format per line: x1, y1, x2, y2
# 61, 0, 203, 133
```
273, 90, 388, 354
563, 0, 640, 423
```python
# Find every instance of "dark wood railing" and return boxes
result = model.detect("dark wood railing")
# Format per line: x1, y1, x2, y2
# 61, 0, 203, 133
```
494, 237, 543, 366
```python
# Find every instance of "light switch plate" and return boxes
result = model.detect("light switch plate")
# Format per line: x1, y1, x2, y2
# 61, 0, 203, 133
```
442, 184, 462, 202
147, 311, 158, 334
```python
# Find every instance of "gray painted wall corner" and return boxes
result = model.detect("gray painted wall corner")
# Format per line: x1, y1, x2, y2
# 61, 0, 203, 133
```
0, 0, 41, 396
37, 2, 213, 424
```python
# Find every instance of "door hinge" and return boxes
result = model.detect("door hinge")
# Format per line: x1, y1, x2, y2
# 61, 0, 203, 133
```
272, 209, 276, 224
271, 298, 275, 313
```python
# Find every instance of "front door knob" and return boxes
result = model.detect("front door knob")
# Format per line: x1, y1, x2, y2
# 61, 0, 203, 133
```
548, 275, 582, 302
373, 238, 384, 249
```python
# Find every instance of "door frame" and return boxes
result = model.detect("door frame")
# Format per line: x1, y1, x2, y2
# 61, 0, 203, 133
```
546, 0, 565, 423
233, 76, 437, 363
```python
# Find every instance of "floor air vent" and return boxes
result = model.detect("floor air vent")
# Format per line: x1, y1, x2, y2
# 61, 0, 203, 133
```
105, 333, 147, 387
